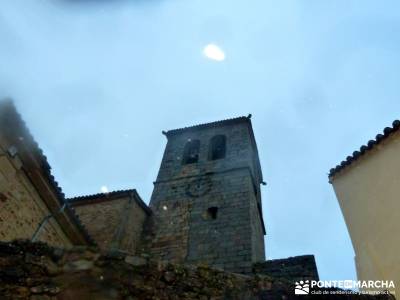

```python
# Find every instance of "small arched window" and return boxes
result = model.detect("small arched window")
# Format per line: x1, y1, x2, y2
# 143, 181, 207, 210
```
209, 135, 226, 160
182, 139, 200, 164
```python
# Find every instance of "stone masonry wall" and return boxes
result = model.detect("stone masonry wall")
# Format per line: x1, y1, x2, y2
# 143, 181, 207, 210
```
0, 241, 395, 300
0, 148, 72, 248
72, 198, 126, 250
250, 191, 265, 262
120, 199, 149, 253
149, 121, 266, 273
149, 170, 258, 272
185, 168, 261, 273
156, 121, 261, 186
145, 185, 191, 263
253, 255, 320, 282
72, 197, 148, 254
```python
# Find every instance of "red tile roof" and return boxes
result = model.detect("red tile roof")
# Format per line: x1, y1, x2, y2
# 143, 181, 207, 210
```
329, 120, 400, 180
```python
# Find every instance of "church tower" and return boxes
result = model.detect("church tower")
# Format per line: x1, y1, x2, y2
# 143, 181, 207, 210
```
148, 116, 266, 273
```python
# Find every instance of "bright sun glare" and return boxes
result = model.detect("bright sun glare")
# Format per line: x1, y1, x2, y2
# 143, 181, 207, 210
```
203, 44, 225, 61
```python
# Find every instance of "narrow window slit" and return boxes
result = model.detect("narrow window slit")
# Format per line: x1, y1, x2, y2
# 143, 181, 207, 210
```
207, 207, 218, 219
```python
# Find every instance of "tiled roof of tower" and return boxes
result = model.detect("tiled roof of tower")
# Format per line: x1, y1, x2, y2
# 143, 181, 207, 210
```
329, 119, 400, 180
0, 99, 96, 246
67, 189, 151, 215
163, 115, 251, 136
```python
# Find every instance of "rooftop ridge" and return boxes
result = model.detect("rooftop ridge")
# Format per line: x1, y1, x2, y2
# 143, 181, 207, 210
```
67, 189, 136, 202
67, 189, 151, 215
329, 119, 400, 180
164, 115, 251, 136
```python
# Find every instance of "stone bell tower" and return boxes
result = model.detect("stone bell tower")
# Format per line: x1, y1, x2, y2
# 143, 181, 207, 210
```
148, 116, 266, 273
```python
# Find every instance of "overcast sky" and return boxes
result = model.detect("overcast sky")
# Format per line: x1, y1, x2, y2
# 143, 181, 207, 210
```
1, 0, 400, 281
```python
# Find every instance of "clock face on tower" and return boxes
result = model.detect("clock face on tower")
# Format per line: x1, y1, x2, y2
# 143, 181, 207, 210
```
185, 176, 213, 198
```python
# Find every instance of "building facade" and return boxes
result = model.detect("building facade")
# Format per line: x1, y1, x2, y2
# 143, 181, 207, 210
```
329, 121, 400, 295
68, 189, 151, 253
147, 117, 266, 273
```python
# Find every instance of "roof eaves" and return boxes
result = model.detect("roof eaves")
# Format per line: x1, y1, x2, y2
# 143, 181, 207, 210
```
67, 189, 136, 203
164, 116, 250, 137
67, 189, 152, 216
329, 120, 400, 181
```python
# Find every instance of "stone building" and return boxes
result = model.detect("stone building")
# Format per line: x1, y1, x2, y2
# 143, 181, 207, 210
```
0, 100, 93, 248
146, 116, 266, 273
0, 99, 318, 280
67, 189, 150, 253
329, 121, 400, 296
